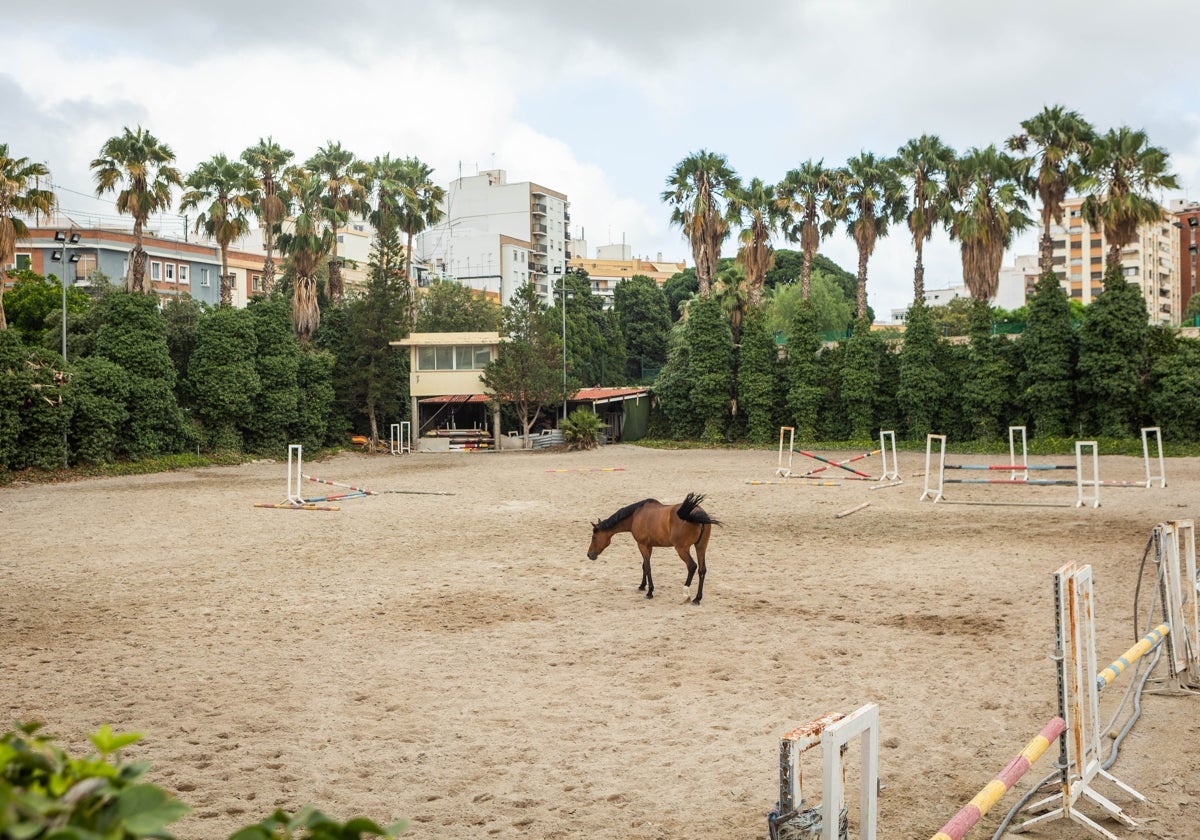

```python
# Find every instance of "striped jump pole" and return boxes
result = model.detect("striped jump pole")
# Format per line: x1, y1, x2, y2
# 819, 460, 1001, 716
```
254, 502, 339, 511
1096, 624, 1170, 691
304, 475, 380, 495
929, 717, 1065, 840
797, 449, 876, 480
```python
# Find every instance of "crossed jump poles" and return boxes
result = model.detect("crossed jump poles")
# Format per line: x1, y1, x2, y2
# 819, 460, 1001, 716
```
776, 427, 901, 488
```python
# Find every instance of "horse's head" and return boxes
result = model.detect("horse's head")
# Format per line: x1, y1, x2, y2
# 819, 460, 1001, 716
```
587, 521, 612, 560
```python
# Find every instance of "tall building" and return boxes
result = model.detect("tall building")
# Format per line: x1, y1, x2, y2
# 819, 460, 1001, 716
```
568, 245, 686, 308
1047, 196, 1179, 325
414, 169, 569, 306
1169, 198, 1200, 320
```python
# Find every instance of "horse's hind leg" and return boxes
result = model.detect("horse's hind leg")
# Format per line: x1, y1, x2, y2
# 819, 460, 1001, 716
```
690, 526, 710, 605
638, 545, 654, 598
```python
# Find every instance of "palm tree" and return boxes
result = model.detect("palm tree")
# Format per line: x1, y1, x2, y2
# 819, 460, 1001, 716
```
726, 177, 777, 307
662, 150, 737, 297
91, 126, 183, 294
179, 154, 259, 306
1007, 106, 1095, 276
896, 135, 956, 302
713, 262, 750, 345
276, 168, 333, 343
395, 156, 445, 298
241, 137, 294, 295
948, 145, 1032, 302
0, 146, 55, 330
306, 141, 368, 303
1080, 126, 1179, 270
839, 152, 907, 320
775, 160, 836, 300
365, 153, 406, 237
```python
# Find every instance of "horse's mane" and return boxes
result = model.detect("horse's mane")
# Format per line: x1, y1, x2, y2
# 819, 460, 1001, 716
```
595, 498, 655, 531
676, 492, 721, 526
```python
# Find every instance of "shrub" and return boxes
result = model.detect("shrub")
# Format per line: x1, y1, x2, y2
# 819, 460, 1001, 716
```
562, 407, 606, 450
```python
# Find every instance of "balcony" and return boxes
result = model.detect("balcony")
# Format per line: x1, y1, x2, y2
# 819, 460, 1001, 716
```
535, 244, 548, 255
532, 223, 547, 235
1160, 303, 1172, 314
531, 202, 547, 215
564, 229, 571, 241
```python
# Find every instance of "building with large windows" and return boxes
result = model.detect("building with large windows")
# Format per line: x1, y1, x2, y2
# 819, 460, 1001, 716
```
413, 170, 569, 306
1047, 196, 1179, 325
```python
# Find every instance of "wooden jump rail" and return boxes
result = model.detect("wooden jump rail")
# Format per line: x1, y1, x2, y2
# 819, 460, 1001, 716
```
776, 427, 901, 489
928, 717, 1066, 840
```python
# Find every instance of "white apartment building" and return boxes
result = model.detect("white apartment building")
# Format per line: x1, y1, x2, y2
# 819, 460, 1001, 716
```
1049, 196, 1179, 325
888, 257, 1034, 323
414, 169, 570, 306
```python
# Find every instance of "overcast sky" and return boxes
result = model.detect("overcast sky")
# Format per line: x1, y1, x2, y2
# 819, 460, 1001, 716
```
7, 0, 1200, 318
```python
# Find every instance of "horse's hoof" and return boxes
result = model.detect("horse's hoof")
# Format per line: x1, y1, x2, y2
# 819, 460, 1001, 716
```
691, 598, 702, 606
645, 591, 654, 599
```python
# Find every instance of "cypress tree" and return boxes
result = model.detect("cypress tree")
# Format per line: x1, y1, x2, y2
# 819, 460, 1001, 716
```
736, 307, 777, 445
896, 301, 944, 441
684, 295, 733, 443
1018, 271, 1077, 438
784, 300, 823, 441
960, 300, 1015, 441
1077, 270, 1150, 437
840, 318, 882, 440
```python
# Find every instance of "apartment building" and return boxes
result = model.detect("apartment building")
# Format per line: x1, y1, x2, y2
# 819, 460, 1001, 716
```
414, 169, 570, 306
1169, 198, 1200, 319
8, 222, 224, 307
1048, 196, 1179, 325
567, 242, 686, 307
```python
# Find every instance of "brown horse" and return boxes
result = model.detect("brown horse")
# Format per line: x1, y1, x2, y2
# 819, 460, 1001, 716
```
586, 492, 720, 604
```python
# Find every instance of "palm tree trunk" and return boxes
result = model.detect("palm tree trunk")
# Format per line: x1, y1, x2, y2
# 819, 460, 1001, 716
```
857, 250, 869, 320
129, 218, 149, 294
801, 249, 813, 300
292, 274, 320, 344
263, 225, 276, 294
1039, 220, 1054, 277
220, 245, 232, 306
328, 223, 343, 303
914, 239, 925, 302
405, 229, 417, 324
0, 290, 8, 330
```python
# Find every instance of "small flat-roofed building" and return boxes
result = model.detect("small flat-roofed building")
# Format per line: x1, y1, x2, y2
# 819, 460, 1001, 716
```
392, 332, 502, 450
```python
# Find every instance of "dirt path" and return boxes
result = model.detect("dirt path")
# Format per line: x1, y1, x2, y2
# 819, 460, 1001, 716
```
3, 445, 1198, 839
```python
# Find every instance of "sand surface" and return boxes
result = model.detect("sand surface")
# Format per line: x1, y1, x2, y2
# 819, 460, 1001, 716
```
3, 444, 1199, 839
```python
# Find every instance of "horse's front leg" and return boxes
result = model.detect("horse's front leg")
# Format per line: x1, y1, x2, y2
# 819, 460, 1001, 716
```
638, 544, 654, 598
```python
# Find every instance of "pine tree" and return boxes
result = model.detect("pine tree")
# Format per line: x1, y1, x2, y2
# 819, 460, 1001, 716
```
684, 295, 733, 443
482, 281, 561, 445
784, 300, 824, 440
1077, 270, 1150, 437
736, 307, 778, 444
896, 301, 945, 440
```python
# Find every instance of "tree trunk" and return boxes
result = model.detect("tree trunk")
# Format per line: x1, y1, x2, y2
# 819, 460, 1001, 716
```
0, 289, 8, 330
801, 249, 813, 300
914, 239, 925, 303
328, 258, 343, 304
1039, 223, 1054, 277
857, 250, 869, 321
220, 246, 232, 306
129, 247, 149, 295
262, 254, 276, 295
406, 230, 417, 324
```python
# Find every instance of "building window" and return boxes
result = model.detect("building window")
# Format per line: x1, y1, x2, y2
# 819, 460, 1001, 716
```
251, 273, 263, 292
164, 263, 175, 283
416, 344, 494, 371
178, 265, 189, 285
150, 261, 162, 281
10, 252, 32, 270
200, 268, 210, 287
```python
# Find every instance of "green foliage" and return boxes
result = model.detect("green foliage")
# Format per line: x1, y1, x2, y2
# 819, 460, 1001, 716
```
414, 279, 500, 332
1, 723, 407, 840
187, 306, 260, 451
1147, 337, 1200, 440
1077, 270, 1151, 437
662, 268, 699, 321
93, 292, 190, 458
960, 301, 1016, 441
736, 307, 779, 444
927, 296, 974, 336
766, 271, 854, 336
243, 297, 302, 454
2, 269, 90, 350
784, 300, 824, 440
481, 281, 562, 441
684, 295, 733, 443
1017, 271, 1077, 437
561, 407, 606, 450
839, 320, 883, 439
294, 349, 337, 450
0, 333, 69, 470
554, 270, 626, 389
162, 298, 206, 397
896, 301, 945, 440
613, 274, 671, 381
68, 356, 132, 464
652, 325, 698, 439
0, 722, 190, 840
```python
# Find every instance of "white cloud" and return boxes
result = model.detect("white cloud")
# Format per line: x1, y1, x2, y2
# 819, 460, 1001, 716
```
6, 0, 1200, 317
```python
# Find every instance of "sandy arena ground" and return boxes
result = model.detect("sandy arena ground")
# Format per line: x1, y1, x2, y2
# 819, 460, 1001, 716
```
2, 444, 1199, 839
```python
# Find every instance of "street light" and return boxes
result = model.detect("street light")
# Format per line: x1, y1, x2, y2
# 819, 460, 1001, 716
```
51, 229, 80, 469
561, 276, 569, 422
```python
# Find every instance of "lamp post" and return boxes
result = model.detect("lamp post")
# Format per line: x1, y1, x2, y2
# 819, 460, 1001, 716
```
561, 275, 568, 422
51, 229, 80, 469
51, 229, 81, 361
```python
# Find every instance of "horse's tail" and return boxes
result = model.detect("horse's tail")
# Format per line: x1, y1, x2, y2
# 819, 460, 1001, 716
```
677, 492, 721, 526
